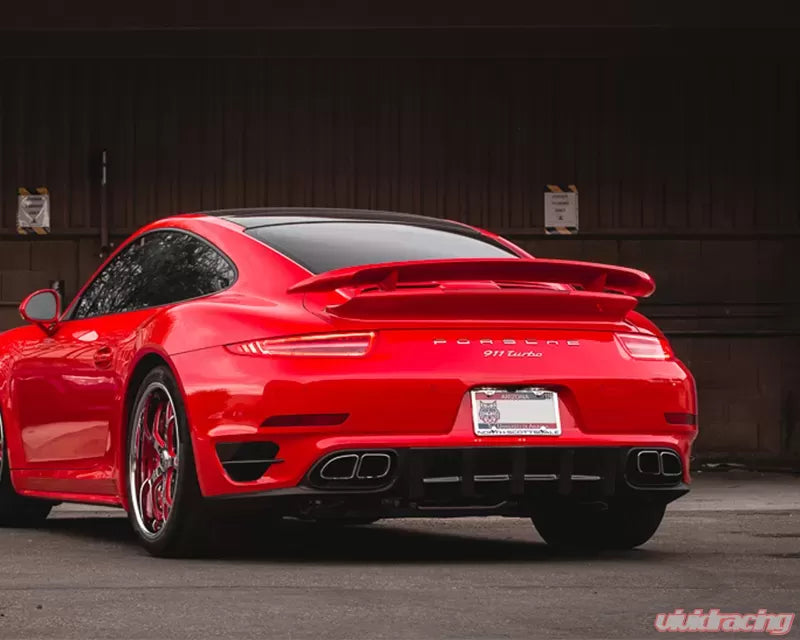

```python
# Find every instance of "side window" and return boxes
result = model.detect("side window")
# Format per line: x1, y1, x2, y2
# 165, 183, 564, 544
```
71, 230, 236, 320
71, 240, 144, 319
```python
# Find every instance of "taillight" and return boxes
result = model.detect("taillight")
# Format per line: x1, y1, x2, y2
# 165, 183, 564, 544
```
616, 333, 672, 360
226, 331, 375, 357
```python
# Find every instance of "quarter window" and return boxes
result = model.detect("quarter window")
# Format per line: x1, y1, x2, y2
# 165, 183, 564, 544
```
70, 230, 235, 320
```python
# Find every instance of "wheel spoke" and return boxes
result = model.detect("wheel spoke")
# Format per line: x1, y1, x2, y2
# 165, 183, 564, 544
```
151, 471, 167, 528
151, 404, 168, 454
138, 475, 152, 521
148, 466, 164, 487
163, 468, 176, 508
165, 402, 177, 456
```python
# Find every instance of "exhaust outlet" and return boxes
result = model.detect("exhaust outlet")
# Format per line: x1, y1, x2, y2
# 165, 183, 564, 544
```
319, 454, 359, 480
636, 450, 661, 475
356, 453, 392, 479
660, 451, 683, 476
627, 448, 683, 487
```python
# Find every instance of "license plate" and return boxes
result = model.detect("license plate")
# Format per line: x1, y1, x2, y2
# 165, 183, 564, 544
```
471, 388, 561, 436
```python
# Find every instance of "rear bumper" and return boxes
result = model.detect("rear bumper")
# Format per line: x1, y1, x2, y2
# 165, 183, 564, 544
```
171, 340, 697, 502
209, 445, 689, 519
192, 426, 695, 501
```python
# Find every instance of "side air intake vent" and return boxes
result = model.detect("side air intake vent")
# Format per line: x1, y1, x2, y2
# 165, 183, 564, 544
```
216, 441, 282, 482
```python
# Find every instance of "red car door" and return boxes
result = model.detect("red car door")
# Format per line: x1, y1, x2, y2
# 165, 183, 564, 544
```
12, 311, 150, 472
10, 233, 158, 494
9, 229, 235, 498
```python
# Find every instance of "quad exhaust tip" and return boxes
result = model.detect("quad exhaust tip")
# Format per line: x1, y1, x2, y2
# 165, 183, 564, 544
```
660, 450, 683, 476
319, 453, 359, 480
635, 449, 682, 477
319, 452, 392, 481
636, 450, 661, 475
356, 453, 393, 479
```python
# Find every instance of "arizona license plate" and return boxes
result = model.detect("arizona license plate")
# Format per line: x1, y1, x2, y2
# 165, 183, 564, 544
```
471, 388, 561, 436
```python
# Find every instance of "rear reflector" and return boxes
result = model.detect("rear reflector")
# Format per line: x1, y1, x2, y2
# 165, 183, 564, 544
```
664, 412, 697, 426
616, 333, 672, 360
261, 413, 349, 427
226, 331, 375, 357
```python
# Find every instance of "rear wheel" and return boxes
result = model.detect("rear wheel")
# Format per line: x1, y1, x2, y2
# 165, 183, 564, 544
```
127, 366, 209, 557
0, 412, 53, 527
531, 502, 666, 551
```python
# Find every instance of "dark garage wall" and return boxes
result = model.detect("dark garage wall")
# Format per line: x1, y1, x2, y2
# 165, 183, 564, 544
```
2, 57, 799, 234
0, 54, 798, 461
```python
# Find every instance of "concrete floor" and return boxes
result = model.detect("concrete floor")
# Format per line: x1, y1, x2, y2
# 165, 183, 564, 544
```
0, 471, 798, 639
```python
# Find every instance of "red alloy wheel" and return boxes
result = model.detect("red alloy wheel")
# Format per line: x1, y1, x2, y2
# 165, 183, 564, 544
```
128, 381, 181, 539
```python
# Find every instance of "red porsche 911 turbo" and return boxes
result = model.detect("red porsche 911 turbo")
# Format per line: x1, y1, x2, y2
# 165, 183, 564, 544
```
0, 208, 697, 556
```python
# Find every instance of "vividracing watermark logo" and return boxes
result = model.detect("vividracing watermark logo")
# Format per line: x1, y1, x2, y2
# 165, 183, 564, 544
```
654, 609, 794, 635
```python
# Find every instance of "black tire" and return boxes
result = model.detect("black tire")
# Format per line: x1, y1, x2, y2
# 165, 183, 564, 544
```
531, 502, 666, 551
126, 366, 209, 557
0, 411, 53, 527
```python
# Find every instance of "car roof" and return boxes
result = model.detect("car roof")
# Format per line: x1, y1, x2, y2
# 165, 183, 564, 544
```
197, 207, 485, 238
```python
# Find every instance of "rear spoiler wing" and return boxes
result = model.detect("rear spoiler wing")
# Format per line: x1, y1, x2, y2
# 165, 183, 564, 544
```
288, 258, 655, 298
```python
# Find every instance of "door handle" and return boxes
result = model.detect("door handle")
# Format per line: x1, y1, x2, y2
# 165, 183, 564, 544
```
93, 345, 113, 368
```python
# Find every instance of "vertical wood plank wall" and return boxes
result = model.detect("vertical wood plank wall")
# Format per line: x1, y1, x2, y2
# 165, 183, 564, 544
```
0, 58, 798, 460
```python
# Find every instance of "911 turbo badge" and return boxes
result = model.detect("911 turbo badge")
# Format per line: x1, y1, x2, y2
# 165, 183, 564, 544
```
483, 349, 543, 358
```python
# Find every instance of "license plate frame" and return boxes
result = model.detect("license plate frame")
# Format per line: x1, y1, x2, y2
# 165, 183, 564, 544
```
471, 387, 561, 437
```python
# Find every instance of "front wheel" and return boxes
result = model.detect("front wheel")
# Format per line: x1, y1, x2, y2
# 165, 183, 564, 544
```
531, 502, 666, 551
127, 366, 208, 557
0, 412, 53, 527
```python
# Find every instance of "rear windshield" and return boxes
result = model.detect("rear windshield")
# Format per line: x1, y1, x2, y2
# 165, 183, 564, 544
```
246, 222, 517, 274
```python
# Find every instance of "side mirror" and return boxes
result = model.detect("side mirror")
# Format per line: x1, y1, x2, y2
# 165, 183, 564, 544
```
19, 289, 61, 332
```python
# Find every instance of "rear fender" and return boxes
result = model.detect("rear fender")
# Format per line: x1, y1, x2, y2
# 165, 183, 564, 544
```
139, 295, 333, 357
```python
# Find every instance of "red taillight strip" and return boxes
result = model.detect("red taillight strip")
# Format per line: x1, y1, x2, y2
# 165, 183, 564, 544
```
226, 331, 375, 357
616, 333, 672, 360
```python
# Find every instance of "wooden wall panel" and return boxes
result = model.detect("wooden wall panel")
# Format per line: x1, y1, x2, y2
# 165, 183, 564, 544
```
2, 58, 798, 237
